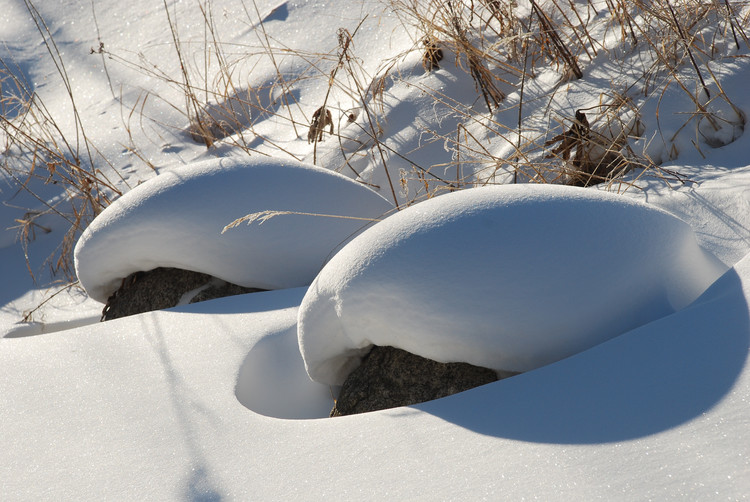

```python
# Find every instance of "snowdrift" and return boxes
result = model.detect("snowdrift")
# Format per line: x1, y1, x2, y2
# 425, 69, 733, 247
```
74, 156, 394, 303
299, 184, 726, 385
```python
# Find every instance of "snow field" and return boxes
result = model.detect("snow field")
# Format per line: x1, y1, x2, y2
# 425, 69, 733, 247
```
2, 0, 750, 498
2, 253, 748, 499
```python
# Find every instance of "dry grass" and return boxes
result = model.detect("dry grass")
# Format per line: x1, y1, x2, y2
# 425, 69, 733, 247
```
383, 0, 747, 194
107, 0, 747, 205
1, 0, 748, 300
1, 0, 128, 284
222, 210, 382, 233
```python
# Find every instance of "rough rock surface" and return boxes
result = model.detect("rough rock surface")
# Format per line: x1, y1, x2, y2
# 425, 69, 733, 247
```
331, 345, 514, 417
101, 267, 263, 321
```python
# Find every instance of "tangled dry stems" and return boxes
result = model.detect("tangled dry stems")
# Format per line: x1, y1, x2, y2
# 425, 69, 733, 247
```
118, 0, 748, 200
1, 0, 748, 300
1, 0, 129, 284
393, 0, 746, 192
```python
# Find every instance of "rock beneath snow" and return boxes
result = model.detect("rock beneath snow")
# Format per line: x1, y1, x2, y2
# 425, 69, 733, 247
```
101, 267, 263, 320
74, 156, 394, 304
331, 345, 511, 416
298, 184, 727, 386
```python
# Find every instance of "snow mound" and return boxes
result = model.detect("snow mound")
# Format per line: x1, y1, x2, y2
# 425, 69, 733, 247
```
298, 184, 727, 385
74, 157, 394, 303
235, 320, 334, 420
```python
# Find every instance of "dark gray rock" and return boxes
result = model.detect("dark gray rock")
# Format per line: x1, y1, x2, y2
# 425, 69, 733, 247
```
101, 267, 264, 321
331, 345, 515, 417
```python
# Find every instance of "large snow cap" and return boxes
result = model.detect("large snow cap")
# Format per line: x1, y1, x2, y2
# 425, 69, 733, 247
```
74, 157, 394, 303
298, 184, 726, 385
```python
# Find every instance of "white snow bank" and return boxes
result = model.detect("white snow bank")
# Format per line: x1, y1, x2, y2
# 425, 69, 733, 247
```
74, 156, 394, 303
298, 184, 727, 385
1, 259, 748, 500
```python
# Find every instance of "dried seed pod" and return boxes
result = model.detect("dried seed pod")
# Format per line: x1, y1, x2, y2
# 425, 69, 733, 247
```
422, 38, 443, 72
308, 106, 334, 143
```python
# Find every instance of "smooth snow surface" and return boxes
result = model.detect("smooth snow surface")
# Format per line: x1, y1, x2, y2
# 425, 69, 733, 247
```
299, 184, 726, 384
74, 156, 393, 303
1, 258, 748, 500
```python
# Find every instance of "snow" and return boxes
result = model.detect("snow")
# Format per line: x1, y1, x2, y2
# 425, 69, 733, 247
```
308, 46, 489, 206
74, 156, 393, 303
298, 184, 727, 384
1, 259, 748, 499
1, 0, 750, 499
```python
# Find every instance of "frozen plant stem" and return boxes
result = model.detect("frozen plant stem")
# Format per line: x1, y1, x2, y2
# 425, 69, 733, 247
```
222, 210, 382, 233
664, 0, 710, 100
162, 0, 207, 146
515, 40, 530, 184
529, 0, 582, 79
322, 20, 401, 210
722, 0, 741, 50
245, 0, 301, 138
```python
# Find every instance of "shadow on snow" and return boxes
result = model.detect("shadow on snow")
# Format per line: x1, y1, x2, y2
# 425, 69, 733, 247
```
415, 266, 749, 444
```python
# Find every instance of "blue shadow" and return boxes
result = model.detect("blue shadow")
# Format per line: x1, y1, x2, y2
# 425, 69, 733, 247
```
415, 266, 749, 444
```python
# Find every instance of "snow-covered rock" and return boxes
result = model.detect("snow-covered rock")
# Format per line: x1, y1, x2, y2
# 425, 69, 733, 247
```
298, 184, 727, 385
74, 157, 394, 303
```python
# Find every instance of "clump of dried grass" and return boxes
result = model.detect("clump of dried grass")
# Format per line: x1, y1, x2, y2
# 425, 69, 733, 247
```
1, 0, 127, 283
386, 0, 747, 194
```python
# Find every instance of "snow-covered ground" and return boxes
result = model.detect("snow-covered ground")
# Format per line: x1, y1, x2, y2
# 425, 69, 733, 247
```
2, 0, 750, 499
